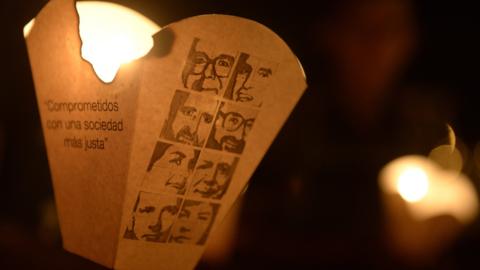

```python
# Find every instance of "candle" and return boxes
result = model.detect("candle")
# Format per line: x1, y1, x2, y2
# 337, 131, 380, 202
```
380, 153, 478, 264
380, 155, 477, 223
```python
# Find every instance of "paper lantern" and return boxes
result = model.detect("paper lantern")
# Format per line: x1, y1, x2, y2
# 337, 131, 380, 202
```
24, 0, 307, 269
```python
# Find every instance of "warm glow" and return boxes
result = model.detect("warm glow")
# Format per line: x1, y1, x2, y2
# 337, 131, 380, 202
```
76, 1, 161, 83
446, 124, 456, 151
427, 124, 463, 172
397, 167, 429, 202
380, 155, 478, 224
428, 145, 463, 173
23, 18, 35, 38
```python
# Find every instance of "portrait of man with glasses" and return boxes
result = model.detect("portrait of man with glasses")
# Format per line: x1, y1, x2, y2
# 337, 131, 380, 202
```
206, 102, 258, 154
160, 90, 218, 147
181, 38, 236, 95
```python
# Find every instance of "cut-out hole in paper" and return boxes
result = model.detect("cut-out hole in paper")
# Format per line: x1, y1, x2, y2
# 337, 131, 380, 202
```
76, 1, 161, 83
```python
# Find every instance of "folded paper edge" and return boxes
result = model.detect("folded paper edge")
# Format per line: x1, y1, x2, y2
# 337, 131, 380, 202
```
151, 13, 308, 85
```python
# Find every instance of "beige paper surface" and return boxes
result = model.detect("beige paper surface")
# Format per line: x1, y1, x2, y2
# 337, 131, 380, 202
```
25, 1, 307, 269
25, 0, 144, 267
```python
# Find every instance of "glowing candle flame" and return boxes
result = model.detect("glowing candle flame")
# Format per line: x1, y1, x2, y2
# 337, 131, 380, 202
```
76, 1, 161, 83
396, 167, 429, 202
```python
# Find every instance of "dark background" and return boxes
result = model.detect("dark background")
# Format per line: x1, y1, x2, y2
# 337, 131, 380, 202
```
1, 0, 479, 269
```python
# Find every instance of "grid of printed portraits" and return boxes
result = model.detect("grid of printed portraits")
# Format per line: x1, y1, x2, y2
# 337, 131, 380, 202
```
123, 37, 277, 245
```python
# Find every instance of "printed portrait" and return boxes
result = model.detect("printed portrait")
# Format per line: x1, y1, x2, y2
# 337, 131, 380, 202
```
206, 102, 258, 154
124, 193, 182, 243
224, 53, 277, 107
188, 151, 239, 200
160, 90, 218, 147
142, 141, 199, 195
181, 38, 236, 95
169, 200, 220, 245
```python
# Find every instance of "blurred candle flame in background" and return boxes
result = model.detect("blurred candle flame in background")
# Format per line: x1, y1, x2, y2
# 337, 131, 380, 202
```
380, 154, 478, 224
381, 123, 478, 224
380, 146, 478, 265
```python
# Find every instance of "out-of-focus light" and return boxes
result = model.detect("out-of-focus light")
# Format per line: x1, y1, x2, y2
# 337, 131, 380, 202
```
76, 1, 161, 83
379, 156, 434, 194
446, 124, 456, 151
23, 18, 35, 38
428, 145, 463, 173
380, 155, 478, 224
428, 124, 463, 173
397, 167, 429, 202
